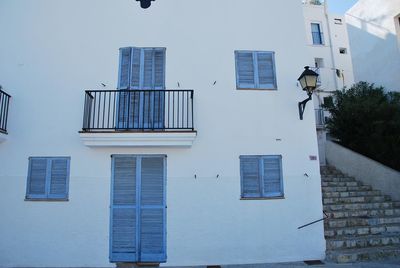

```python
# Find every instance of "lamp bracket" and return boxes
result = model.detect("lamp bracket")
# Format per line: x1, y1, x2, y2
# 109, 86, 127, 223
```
298, 93, 312, 120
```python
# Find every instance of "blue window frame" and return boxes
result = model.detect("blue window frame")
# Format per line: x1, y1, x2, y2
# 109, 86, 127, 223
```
235, 50, 277, 90
311, 23, 324, 45
240, 155, 284, 199
25, 157, 70, 201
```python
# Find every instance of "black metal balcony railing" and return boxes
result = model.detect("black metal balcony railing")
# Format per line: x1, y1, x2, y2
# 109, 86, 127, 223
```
0, 89, 11, 134
82, 90, 194, 132
315, 108, 325, 127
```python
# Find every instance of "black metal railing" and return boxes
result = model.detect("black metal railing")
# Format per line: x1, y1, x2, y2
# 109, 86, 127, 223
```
315, 108, 325, 127
0, 89, 11, 134
82, 89, 194, 132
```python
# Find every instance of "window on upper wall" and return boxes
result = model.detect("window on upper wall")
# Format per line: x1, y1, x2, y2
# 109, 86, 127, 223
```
334, 18, 343, 25
240, 155, 284, 199
311, 23, 324, 45
25, 157, 70, 201
235, 51, 277, 90
339, 48, 347, 54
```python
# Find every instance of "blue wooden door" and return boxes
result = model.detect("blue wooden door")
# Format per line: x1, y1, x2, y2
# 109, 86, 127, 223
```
110, 155, 166, 263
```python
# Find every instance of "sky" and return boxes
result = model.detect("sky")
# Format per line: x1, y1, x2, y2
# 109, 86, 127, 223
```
328, 0, 358, 14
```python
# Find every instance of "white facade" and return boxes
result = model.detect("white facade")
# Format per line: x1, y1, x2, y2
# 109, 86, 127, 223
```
0, 1, 325, 267
302, 0, 355, 166
303, 0, 355, 104
346, 0, 400, 91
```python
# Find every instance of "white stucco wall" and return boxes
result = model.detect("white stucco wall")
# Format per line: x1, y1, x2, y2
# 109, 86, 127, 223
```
302, 1, 355, 108
346, 0, 400, 91
0, 0, 325, 267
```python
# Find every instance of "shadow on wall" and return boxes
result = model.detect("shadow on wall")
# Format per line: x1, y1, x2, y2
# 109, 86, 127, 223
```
346, 15, 400, 92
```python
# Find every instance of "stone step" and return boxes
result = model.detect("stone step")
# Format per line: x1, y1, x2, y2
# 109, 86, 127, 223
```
321, 174, 350, 179
324, 202, 395, 211
323, 195, 388, 205
326, 245, 400, 263
323, 190, 382, 198
326, 208, 400, 219
327, 234, 400, 250
325, 216, 400, 228
325, 224, 400, 238
322, 181, 362, 187
322, 185, 373, 193
322, 177, 356, 182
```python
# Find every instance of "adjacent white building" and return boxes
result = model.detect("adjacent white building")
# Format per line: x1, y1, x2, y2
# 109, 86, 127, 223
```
346, 0, 400, 91
302, 0, 355, 165
0, 0, 325, 267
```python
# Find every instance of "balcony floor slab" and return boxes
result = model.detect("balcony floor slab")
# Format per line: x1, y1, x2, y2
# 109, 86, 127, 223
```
79, 131, 197, 147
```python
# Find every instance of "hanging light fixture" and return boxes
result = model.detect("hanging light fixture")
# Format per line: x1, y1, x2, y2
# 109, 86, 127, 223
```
297, 66, 319, 120
136, 0, 155, 9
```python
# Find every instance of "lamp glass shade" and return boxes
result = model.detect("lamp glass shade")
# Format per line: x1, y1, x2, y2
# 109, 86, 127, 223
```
298, 66, 319, 93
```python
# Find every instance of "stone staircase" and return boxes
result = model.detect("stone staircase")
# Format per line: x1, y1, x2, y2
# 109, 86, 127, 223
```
321, 166, 400, 263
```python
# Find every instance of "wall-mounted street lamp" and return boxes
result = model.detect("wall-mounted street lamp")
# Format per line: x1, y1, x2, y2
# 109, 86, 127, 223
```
137, 0, 155, 9
297, 66, 319, 120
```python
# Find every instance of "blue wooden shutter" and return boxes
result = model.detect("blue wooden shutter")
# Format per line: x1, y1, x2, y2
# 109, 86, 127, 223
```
49, 158, 70, 199
153, 48, 166, 128
130, 48, 141, 89
154, 48, 166, 89
118, 47, 141, 128
256, 52, 276, 89
262, 156, 283, 197
26, 158, 48, 199
139, 156, 166, 263
240, 156, 261, 197
235, 51, 256, 89
118, 48, 132, 89
110, 156, 138, 262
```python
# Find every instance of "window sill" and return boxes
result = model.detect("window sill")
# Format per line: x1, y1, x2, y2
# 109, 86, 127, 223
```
240, 196, 285, 200
25, 198, 69, 202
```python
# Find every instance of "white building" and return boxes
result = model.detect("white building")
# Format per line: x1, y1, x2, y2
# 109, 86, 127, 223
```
345, 0, 400, 92
0, 0, 325, 267
302, 0, 355, 165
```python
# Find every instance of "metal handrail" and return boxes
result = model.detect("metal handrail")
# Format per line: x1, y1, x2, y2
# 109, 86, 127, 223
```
0, 89, 11, 134
82, 89, 195, 132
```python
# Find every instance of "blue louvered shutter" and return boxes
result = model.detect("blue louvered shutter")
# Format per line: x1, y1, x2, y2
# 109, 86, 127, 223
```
130, 48, 141, 89
110, 156, 138, 262
153, 48, 165, 128
128, 48, 141, 128
139, 156, 166, 263
49, 158, 70, 199
262, 156, 283, 197
118, 48, 132, 89
257, 52, 276, 89
26, 158, 48, 199
235, 51, 256, 89
240, 156, 261, 198
117, 47, 141, 128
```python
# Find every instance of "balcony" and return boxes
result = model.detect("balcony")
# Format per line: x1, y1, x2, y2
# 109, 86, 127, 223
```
79, 89, 197, 147
0, 88, 11, 142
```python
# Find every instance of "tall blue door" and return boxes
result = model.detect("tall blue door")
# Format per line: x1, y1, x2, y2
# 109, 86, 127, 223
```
110, 155, 166, 263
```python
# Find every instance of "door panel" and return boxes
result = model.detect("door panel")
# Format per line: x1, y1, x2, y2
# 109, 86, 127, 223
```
110, 155, 166, 263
